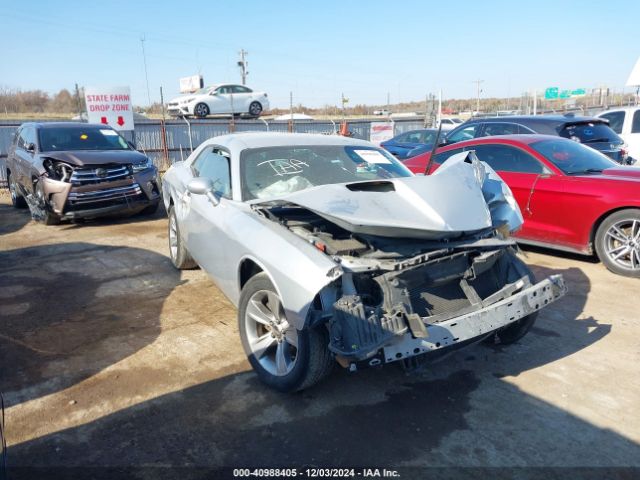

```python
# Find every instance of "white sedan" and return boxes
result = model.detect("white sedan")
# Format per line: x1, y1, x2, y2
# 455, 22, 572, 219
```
167, 84, 269, 118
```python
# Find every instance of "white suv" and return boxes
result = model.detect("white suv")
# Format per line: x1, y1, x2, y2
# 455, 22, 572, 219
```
167, 84, 269, 119
596, 106, 640, 162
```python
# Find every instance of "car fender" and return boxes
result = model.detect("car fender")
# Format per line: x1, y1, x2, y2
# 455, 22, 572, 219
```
229, 209, 342, 331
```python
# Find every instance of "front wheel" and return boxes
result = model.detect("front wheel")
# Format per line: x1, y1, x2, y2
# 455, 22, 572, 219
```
595, 209, 640, 277
193, 103, 210, 119
167, 205, 197, 269
248, 101, 263, 118
8, 171, 27, 208
238, 273, 333, 392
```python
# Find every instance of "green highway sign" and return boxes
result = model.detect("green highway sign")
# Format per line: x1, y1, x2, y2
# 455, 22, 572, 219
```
544, 87, 558, 99
571, 88, 586, 97
559, 90, 571, 99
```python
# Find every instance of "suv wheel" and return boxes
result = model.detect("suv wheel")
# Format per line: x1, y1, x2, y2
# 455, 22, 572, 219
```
595, 209, 640, 277
8, 171, 27, 208
238, 273, 333, 392
168, 205, 197, 269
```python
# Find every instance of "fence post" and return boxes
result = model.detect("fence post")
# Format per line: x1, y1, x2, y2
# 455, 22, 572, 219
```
160, 119, 169, 170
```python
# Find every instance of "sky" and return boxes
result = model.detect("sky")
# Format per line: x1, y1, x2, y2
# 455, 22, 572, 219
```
1, 0, 639, 109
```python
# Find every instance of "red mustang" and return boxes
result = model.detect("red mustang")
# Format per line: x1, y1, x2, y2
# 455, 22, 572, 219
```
403, 135, 640, 277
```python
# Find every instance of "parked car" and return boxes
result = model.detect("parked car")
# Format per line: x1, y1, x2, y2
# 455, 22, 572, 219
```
403, 134, 640, 277
380, 129, 441, 159
6, 122, 160, 224
443, 115, 632, 164
162, 132, 565, 392
167, 84, 269, 119
596, 106, 640, 162
437, 117, 463, 130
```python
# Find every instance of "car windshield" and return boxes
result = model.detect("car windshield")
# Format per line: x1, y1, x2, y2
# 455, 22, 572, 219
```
559, 122, 622, 144
241, 145, 413, 201
530, 139, 617, 174
39, 127, 130, 152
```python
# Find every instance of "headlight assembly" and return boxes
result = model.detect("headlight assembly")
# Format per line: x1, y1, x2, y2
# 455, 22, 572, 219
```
132, 157, 153, 173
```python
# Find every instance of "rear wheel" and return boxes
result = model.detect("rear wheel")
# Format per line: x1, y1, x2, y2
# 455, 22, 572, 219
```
238, 273, 333, 392
595, 209, 640, 278
248, 101, 263, 118
8, 171, 27, 208
168, 205, 197, 269
193, 103, 210, 119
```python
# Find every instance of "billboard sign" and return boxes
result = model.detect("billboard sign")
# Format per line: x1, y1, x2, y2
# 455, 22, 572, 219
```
179, 75, 204, 94
84, 86, 134, 131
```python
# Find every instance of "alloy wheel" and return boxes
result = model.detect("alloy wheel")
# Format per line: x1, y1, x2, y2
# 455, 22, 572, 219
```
249, 102, 262, 116
604, 219, 640, 271
244, 289, 298, 376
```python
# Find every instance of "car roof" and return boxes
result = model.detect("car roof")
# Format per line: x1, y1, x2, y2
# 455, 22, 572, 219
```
21, 122, 115, 130
439, 134, 566, 149
464, 114, 605, 126
202, 132, 374, 153
597, 106, 640, 113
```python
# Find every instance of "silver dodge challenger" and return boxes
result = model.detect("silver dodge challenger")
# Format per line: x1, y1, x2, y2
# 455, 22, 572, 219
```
162, 132, 566, 392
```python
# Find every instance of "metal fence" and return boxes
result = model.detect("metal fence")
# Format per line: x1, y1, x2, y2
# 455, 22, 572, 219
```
0, 117, 425, 187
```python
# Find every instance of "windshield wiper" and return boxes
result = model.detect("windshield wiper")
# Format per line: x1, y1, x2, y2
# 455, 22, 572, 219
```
566, 168, 603, 175
581, 137, 610, 143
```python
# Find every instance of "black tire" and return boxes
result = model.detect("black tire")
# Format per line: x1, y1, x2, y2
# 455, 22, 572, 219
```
8, 171, 27, 208
193, 103, 210, 119
167, 205, 197, 269
139, 201, 160, 216
248, 101, 263, 118
32, 179, 61, 225
594, 209, 640, 278
238, 273, 334, 392
487, 251, 538, 345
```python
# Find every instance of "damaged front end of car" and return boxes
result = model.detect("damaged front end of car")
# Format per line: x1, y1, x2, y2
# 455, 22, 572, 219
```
255, 151, 567, 369
27, 155, 160, 222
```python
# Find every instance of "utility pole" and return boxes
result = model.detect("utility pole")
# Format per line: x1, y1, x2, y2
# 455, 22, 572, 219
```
472, 79, 484, 114
238, 49, 249, 85
140, 35, 151, 106
386, 91, 390, 114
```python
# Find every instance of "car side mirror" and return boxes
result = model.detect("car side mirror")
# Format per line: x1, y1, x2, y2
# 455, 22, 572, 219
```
25, 143, 36, 153
187, 177, 220, 206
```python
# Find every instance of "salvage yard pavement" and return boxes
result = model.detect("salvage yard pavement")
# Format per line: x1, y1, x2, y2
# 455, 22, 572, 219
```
1, 195, 639, 478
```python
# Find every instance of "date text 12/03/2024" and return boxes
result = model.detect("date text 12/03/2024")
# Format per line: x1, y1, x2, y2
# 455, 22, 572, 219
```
233, 468, 400, 478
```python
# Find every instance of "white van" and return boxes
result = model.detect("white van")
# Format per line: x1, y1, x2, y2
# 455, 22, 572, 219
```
596, 106, 640, 161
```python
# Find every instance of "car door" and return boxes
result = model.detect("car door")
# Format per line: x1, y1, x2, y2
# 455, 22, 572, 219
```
14, 126, 37, 190
183, 146, 237, 294
231, 85, 253, 112
470, 144, 564, 243
208, 86, 232, 114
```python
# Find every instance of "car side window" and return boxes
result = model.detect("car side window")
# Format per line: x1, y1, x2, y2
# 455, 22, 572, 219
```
23, 127, 37, 149
216, 86, 232, 95
471, 144, 545, 174
481, 123, 519, 136
433, 147, 464, 164
446, 124, 478, 143
632, 110, 640, 134
600, 111, 625, 134
192, 147, 232, 198
232, 86, 252, 93
15, 128, 25, 149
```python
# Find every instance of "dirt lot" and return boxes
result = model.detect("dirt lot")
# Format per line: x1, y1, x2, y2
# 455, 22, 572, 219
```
1, 194, 639, 478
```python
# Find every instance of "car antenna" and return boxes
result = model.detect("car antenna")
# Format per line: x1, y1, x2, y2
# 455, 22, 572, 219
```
424, 122, 443, 175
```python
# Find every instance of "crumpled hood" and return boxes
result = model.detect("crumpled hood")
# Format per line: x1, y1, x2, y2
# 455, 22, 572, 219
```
254, 152, 523, 240
40, 150, 148, 167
